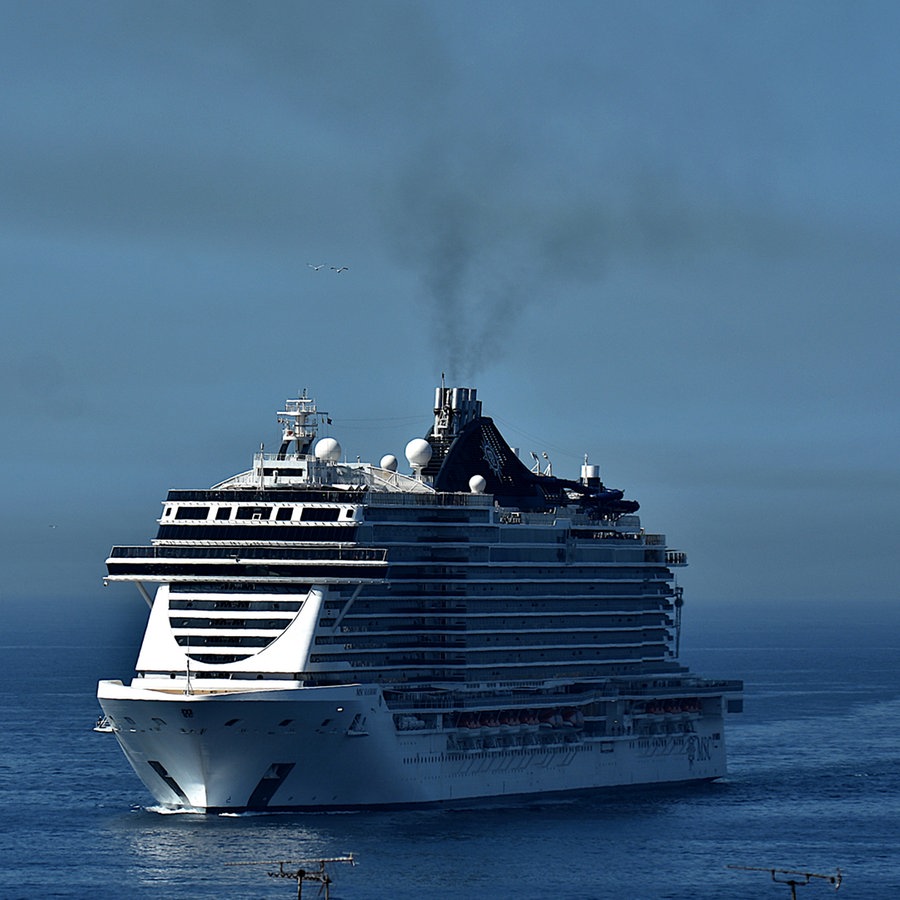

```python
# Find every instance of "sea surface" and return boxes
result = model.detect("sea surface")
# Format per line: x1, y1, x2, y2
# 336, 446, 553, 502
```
2, 596, 898, 899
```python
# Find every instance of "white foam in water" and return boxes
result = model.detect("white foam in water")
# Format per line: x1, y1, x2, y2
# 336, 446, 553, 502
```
145, 805, 204, 815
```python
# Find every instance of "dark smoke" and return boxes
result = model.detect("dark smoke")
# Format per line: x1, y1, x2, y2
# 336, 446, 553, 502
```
384, 138, 720, 382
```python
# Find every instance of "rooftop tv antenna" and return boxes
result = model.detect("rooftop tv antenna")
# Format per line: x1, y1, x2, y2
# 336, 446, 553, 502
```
727, 865, 842, 898
227, 856, 355, 899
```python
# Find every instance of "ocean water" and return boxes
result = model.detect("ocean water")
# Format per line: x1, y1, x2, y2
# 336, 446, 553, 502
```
2, 596, 898, 899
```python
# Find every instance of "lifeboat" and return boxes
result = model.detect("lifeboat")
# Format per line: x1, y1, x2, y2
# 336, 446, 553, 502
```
538, 709, 563, 728
479, 711, 501, 734
456, 713, 479, 730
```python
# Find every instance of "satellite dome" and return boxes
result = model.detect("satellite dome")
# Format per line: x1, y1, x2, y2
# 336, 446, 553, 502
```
380, 454, 398, 472
314, 437, 342, 462
405, 438, 433, 469
469, 474, 487, 494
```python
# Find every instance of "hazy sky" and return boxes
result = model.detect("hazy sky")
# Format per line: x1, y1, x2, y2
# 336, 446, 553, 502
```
2, 1, 897, 617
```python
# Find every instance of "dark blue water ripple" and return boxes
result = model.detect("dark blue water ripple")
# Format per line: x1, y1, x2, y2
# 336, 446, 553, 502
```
2, 598, 898, 899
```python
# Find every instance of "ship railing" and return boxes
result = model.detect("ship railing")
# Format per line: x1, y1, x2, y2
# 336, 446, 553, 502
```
385, 678, 742, 705
382, 679, 743, 713
568, 528, 644, 541
383, 687, 625, 712
168, 488, 365, 503
367, 491, 493, 508
339, 623, 467, 633
108, 545, 386, 562
497, 509, 587, 526
619, 679, 743, 697
330, 638, 467, 651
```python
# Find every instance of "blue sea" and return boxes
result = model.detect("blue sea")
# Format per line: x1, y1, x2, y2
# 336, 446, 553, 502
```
2, 596, 898, 899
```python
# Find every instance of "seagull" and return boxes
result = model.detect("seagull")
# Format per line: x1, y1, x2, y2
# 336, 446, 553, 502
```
330, 266, 349, 274
307, 263, 326, 271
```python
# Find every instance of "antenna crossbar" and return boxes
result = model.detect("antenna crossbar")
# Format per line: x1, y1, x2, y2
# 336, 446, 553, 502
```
727, 865, 842, 898
227, 856, 355, 899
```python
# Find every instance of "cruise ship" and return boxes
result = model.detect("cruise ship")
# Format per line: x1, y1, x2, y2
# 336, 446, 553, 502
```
97, 384, 743, 811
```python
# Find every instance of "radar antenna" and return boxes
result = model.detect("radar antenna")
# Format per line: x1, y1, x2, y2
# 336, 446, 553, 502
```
528, 451, 552, 476
276, 390, 329, 458
727, 865, 842, 898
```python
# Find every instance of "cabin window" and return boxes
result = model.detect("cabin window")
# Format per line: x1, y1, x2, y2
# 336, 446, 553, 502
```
236, 506, 272, 520
176, 506, 209, 520
216, 507, 232, 520
300, 507, 340, 522
276, 508, 294, 521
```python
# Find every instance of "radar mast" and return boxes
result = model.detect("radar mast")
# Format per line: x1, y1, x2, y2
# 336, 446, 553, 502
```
276, 390, 328, 458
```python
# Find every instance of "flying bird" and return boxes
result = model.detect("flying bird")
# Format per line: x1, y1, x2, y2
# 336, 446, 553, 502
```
307, 263, 326, 271
330, 266, 349, 274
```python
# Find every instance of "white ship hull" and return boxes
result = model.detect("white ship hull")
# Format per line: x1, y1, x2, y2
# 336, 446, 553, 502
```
98, 680, 727, 811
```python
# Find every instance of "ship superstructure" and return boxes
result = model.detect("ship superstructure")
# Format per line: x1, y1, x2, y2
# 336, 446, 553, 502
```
97, 385, 742, 811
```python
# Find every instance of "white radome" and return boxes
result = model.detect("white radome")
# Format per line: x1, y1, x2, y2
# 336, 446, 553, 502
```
405, 438, 433, 469
314, 437, 342, 461
469, 474, 487, 493
380, 454, 399, 472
